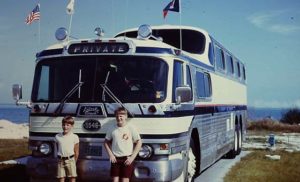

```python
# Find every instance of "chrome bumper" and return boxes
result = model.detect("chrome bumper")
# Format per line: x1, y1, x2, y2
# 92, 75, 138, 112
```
27, 155, 184, 181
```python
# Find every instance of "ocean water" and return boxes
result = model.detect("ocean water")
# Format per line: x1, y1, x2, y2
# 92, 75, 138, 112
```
247, 107, 289, 121
0, 104, 30, 124
0, 104, 289, 124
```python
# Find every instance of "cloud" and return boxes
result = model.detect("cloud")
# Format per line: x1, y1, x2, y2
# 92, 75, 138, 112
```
248, 10, 300, 34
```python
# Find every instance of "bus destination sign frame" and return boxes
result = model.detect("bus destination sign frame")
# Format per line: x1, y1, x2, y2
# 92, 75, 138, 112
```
68, 42, 129, 54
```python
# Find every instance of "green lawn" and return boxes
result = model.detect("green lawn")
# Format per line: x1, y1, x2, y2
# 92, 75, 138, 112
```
224, 150, 300, 182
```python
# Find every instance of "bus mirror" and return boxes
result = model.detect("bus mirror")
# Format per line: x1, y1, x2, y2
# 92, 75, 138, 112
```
175, 86, 192, 104
12, 84, 22, 101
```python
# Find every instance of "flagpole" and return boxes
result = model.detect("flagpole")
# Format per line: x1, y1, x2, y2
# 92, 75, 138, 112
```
68, 14, 73, 41
112, 0, 115, 35
66, 0, 75, 41
38, 3, 41, 46
123, 0, 129, 39
179, 0, 182, 51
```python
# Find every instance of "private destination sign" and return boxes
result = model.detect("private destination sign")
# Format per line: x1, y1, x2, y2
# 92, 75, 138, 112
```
68, 42, 129, 54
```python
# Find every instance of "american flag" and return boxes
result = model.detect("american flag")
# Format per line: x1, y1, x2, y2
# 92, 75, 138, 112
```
25, 4, 40, 25
163, 0, 180, 18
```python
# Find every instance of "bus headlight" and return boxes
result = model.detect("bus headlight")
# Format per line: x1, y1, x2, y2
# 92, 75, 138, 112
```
138, 145, 153, 159
39, 143, 52, 155
55, 27, 68, 41
137, 24, 152, 40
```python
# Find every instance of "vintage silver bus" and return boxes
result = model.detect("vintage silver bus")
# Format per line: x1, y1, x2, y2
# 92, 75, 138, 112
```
13, 24, 247, 181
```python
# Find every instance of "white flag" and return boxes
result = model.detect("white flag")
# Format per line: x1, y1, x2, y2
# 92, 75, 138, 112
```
66, 0, 75, 15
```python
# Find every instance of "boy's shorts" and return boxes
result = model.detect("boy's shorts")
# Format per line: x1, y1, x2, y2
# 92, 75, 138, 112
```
56, 157, 77, 178
111, 156, 134, 178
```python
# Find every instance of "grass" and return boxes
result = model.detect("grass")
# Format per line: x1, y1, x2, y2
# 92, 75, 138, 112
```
0, 139, 31, 162
0, 139, 31, 182
224, 150, 300, 182
224, 119, 300, 182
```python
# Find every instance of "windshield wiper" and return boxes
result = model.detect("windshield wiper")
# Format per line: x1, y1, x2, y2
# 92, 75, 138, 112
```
54, 81, 84, 115
100, 83, 134, 117
101, 66, 134, 117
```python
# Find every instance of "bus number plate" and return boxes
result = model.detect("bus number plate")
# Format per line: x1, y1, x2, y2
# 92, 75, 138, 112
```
85, 146, 102, 156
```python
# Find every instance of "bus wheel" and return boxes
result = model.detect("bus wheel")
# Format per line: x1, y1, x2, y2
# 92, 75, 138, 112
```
187, 148, 196, 181
236, 124, 242, 155
225, 125, 237, 159
187, 148, 196, 182
186, 139, 197, 182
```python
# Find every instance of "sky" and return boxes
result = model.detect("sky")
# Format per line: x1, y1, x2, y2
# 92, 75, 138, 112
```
0, 0, 300, 108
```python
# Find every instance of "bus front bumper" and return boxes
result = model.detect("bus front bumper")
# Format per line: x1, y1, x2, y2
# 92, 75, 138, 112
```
26, 155, 184, 181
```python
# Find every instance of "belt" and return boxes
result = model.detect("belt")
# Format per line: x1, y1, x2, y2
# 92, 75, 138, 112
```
57, 155, 74, 160
116, 156, 128, 159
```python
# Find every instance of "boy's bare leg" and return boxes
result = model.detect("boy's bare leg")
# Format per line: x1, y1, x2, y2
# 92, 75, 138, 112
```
112, 176, 119, 182
69, 177, 76, 182
122, 178, 130, 182
58, 178, 65, 182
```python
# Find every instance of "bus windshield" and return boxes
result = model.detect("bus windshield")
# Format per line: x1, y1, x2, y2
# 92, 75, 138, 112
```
32, 56, 168, 103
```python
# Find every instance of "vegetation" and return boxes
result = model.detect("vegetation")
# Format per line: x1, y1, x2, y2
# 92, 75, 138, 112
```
280, 107, 300, 125
0, 139, 31, 182
227, 110, 300, 182
224, 150, 300, 182
247, 118, 300, 133
0, 139, 31, 162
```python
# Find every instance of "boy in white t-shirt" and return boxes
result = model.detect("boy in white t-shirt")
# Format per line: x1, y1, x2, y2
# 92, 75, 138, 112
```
104, 107, 142, 182
55, 116, 79, 182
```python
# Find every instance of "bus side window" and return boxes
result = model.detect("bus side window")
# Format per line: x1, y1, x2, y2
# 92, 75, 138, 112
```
242, 65, 246, 80
226, 54, 234, 75
215, 46, 225, 71
237, 62, 241, 78
186, 65, 193, 100
233, 59, 239, 78
196, 71, 212, 98
172, 61, 184, 102
208, 43, 215, 65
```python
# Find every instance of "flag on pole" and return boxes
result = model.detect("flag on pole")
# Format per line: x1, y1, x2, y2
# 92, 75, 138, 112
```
66, 0, 75, 15
25, 4, 40, 25
163, 0, 180, 18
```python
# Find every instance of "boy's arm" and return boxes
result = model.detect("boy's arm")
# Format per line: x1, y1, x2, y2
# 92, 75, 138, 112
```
125, 139, 142, 166
74, 143, 79, 162
104, 139, 117, 163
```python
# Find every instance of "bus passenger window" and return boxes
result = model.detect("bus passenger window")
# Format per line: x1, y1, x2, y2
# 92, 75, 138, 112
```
237, 62, 241, 78
215, 46, 225, 71
242, 65, 246, 80
233, 59, 239, 78
226, 54, 234, 75
196, 71, 211, 98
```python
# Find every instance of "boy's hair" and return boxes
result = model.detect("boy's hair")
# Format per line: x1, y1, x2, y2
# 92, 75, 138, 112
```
62, 115, 75, 125
114, 107, 128, 116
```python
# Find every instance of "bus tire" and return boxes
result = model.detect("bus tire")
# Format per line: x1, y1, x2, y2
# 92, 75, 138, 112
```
225, 124, 238, 159
236, 123, 242, 155
185, 138, 199, 182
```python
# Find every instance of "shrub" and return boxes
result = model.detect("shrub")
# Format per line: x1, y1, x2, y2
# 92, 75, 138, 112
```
247, 119, 300, 133
280, 108, 300, 125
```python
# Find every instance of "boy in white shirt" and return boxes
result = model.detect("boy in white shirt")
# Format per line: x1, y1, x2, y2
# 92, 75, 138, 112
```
104, 107, 142, 182
55, 116, 79, 182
